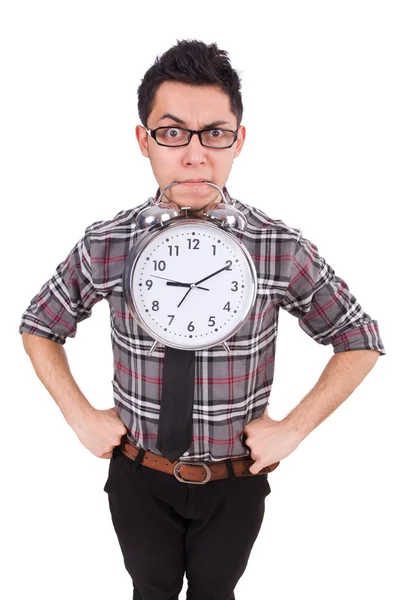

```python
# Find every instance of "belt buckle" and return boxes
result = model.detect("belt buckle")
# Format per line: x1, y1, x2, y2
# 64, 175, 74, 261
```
173, 461, 212, 485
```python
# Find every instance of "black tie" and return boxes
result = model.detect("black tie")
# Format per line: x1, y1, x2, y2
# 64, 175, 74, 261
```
156, 345, 196, 462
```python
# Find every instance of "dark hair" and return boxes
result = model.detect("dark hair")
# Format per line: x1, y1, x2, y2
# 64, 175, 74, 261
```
137, 39, 243, 128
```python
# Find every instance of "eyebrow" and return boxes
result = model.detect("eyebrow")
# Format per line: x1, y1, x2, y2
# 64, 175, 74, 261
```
158, 113, 231, 129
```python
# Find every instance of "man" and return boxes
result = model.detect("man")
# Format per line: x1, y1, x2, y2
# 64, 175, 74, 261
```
20, 39, 386, 600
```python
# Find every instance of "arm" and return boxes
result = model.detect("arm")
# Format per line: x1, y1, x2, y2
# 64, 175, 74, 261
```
22, 332, 127, 457
244, 349, 381, 474
19, 228, 100, 425
21, 332, 94, 428
19, 227, 127, 457
18, 228, 102, 343
279, 230, 385, 441
243, 231, 386, 474
282, 348, 380, 441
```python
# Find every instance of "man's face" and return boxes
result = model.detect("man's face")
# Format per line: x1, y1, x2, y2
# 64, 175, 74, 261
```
136, 81, 246, 215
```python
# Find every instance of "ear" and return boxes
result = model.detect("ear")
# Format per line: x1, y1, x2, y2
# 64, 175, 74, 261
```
136, 125, 150, 158
233, 125, 246, 159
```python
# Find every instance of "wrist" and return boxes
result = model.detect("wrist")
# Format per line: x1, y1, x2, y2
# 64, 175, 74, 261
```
280, 414, 307, 443
65, 398, 96, 430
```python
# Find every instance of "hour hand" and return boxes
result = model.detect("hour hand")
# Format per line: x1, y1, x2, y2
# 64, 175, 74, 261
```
165, 281, 192, 288
150, 274, 190, 288
150, 275, 209, 291
166, 281, 209, 291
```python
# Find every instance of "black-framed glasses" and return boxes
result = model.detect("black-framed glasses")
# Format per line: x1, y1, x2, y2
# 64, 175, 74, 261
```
145, 126, 239, 149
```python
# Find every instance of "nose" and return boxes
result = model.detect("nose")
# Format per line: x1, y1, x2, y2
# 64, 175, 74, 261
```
182, 132, 207, 166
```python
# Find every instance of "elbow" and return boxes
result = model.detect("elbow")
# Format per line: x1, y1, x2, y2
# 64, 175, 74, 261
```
21, 332, 42, 355
21, 332, 61, 355
21, 332, 33, 354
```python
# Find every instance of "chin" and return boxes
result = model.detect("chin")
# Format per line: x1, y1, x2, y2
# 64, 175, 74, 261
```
175, 201, 206, 213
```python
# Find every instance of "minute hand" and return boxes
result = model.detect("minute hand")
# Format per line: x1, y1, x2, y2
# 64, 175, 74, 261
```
194, 265, 230, 286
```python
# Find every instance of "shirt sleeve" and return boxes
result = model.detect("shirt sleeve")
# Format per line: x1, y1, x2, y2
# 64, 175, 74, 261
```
19, 225, 105, 344
279, 231, 386, 356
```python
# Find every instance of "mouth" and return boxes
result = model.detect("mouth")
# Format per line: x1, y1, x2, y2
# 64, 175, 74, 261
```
180, 179, 210, 186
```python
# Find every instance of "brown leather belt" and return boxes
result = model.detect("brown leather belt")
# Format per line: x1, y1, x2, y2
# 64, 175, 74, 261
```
119, 436, 280, 485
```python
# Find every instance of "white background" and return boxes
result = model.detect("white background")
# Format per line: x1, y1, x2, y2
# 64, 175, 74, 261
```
1, 1, 396, 599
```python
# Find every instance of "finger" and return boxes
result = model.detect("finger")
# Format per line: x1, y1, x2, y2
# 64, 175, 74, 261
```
249, 461, 261, 475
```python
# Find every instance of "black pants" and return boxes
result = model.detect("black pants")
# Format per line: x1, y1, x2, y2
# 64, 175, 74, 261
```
103, 445, 271, 600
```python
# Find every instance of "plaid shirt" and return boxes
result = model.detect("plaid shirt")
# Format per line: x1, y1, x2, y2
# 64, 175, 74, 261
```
19, 188, 386, 462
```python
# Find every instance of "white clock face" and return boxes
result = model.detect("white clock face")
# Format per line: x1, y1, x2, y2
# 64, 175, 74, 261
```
125, 220, 257, 350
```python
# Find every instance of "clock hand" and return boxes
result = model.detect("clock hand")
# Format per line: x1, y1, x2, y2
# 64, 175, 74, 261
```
194, 265, 230, 286
177, 286, 193, 308
150, 275, 183, 284
166, 281, 209, 291
176, 266, 230, 309
150, 275, 208, 291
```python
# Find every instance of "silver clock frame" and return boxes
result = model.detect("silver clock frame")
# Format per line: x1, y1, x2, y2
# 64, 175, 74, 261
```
123, 218, 258, 354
